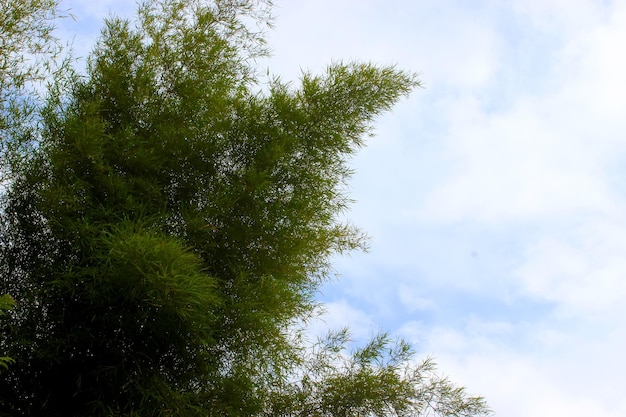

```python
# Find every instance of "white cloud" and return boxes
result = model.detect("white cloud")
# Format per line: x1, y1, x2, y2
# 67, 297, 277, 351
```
559, 3, 626, 130
415, 1, 626, 226
417, 100, 620, 223
512, 0, 610, 35
400, 316, 626, 417
515, 216, 626, 315
436, 351, 625, 417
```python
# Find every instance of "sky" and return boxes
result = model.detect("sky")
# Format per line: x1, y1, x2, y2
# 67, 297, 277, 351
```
58, 1, 626, 416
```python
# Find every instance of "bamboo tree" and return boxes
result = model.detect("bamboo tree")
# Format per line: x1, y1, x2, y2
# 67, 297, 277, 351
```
0, 1, 490, 416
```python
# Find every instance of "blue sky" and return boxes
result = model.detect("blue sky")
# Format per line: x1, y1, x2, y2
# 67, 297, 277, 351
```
59, 1, 626, 416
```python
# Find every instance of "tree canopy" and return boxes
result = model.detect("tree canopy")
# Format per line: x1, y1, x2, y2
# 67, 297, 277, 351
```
0, 1, 491, 416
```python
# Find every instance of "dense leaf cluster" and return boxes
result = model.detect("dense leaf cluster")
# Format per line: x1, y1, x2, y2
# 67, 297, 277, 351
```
0, 1, 490, 416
